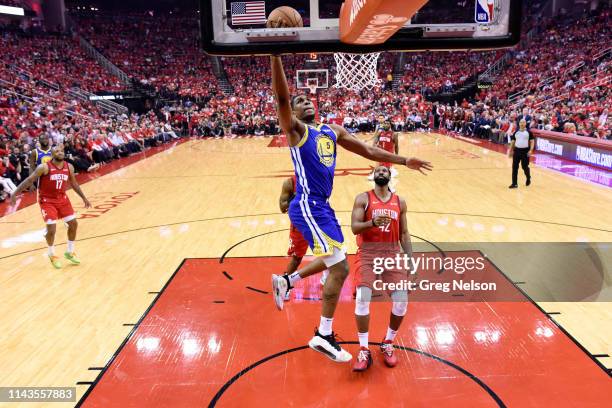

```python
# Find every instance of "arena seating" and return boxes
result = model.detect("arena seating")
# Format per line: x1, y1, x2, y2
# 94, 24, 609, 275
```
1, 32, 127, 93
76, 12, 217, 99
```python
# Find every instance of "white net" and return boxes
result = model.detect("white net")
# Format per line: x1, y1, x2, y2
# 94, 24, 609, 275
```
333, 52, 381, 91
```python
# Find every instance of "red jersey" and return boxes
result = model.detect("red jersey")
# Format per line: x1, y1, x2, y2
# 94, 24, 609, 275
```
377, 129, 395, 154
357, 190, 401, 250
39, 161, 70, 200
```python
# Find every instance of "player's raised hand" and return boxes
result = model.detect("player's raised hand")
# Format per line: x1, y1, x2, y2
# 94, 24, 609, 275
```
404, 157, 433, 175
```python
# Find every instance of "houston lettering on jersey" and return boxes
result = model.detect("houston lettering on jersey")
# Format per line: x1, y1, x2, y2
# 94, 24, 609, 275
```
49, 173, 69, 182
372, 208, 398, 220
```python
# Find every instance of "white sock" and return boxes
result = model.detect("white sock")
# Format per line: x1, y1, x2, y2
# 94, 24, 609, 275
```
287, 271, 302, 287
358, 332, 369, 348
318, 316, 333, 336
385, 327, 398, 342
67, 241, 75, 253
48, 246, 55, 257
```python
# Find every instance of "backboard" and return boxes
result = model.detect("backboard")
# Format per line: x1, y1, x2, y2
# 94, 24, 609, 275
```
200, 0, 521, 55
296, 69, 329, 93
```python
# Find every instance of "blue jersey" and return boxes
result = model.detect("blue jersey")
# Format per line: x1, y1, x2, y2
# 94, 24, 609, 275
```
290, 124, 337, 199
34, 147, 52, 166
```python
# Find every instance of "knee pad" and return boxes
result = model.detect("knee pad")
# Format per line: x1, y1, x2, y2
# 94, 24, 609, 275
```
355, 286, 372, 316
392, 301, 408, 316
391, 290, 408, 316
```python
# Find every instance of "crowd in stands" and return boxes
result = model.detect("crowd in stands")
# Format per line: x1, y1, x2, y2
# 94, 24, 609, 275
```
450, 7, 611, 141
0, 85, 187, 201
76, 12, 217, 100
1, 29, 126, 93
400, 51, 500, 96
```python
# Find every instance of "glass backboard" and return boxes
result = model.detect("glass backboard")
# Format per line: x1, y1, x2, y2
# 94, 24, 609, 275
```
200, 0, 521, 55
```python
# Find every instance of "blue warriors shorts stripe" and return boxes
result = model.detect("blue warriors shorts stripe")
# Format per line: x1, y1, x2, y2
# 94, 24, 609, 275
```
288, 196, 344, 256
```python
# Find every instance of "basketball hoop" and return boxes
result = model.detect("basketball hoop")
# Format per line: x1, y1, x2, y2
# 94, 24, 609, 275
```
333, 52, 381, 91
306, 78, 318, 95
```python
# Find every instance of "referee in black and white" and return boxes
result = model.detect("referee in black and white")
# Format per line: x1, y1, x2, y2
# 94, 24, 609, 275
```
508, 119, 534, 188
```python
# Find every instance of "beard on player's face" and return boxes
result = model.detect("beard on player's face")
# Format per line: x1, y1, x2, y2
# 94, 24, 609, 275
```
373, 165, 391, 187
374, 175, 390, 186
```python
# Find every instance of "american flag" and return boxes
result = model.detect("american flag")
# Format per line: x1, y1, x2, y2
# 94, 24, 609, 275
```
230, 1, 267, 26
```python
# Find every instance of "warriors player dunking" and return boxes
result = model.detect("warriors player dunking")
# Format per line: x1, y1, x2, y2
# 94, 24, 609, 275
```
268, 42, 432, 362
11, 146, 91, 268
373, 116, 399, 172
351, 165, 411, 371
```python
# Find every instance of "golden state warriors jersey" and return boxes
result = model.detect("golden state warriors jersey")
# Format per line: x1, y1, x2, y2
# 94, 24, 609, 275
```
290, 124, 337, 199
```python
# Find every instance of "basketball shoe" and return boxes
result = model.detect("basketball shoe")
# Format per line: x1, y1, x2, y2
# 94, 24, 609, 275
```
353, 347, 373, 371
64, 252, 81, 265
49, 255, 62, 269
272, 274, 289, 310
308, 330, 352, 362
380, 340, 398, 367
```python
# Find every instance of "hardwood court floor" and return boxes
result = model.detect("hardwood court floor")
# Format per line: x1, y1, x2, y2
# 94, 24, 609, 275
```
0, 133, 610, 406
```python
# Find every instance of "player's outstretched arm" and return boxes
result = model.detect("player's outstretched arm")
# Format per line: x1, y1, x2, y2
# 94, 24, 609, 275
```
68, 164, 91, 208
10, 164, 46, 205
332, 124, 433, 175
279, 177, 294, 213
270, 56, 305, 146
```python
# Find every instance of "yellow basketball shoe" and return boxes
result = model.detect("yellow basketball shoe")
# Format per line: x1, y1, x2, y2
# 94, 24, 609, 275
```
49, 255, 62, 269
64, 252, 81, 265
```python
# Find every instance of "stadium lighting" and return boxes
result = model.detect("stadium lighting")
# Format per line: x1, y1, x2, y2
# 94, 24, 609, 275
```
0, 5, 25, 16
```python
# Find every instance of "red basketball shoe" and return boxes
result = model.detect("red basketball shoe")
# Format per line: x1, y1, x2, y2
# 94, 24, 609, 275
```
380, 340, 398, 367
352, 347, 372, 371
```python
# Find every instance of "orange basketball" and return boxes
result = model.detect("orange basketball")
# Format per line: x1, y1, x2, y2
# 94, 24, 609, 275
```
267, 6, 303, 28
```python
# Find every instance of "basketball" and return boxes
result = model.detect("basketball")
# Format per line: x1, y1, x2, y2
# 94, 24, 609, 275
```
267, 6, 303, 28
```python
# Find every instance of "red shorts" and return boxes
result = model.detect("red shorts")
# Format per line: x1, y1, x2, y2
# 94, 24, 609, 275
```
354, 250, 408, 290
287, 224, 308, 258
39, 195, 75, 224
